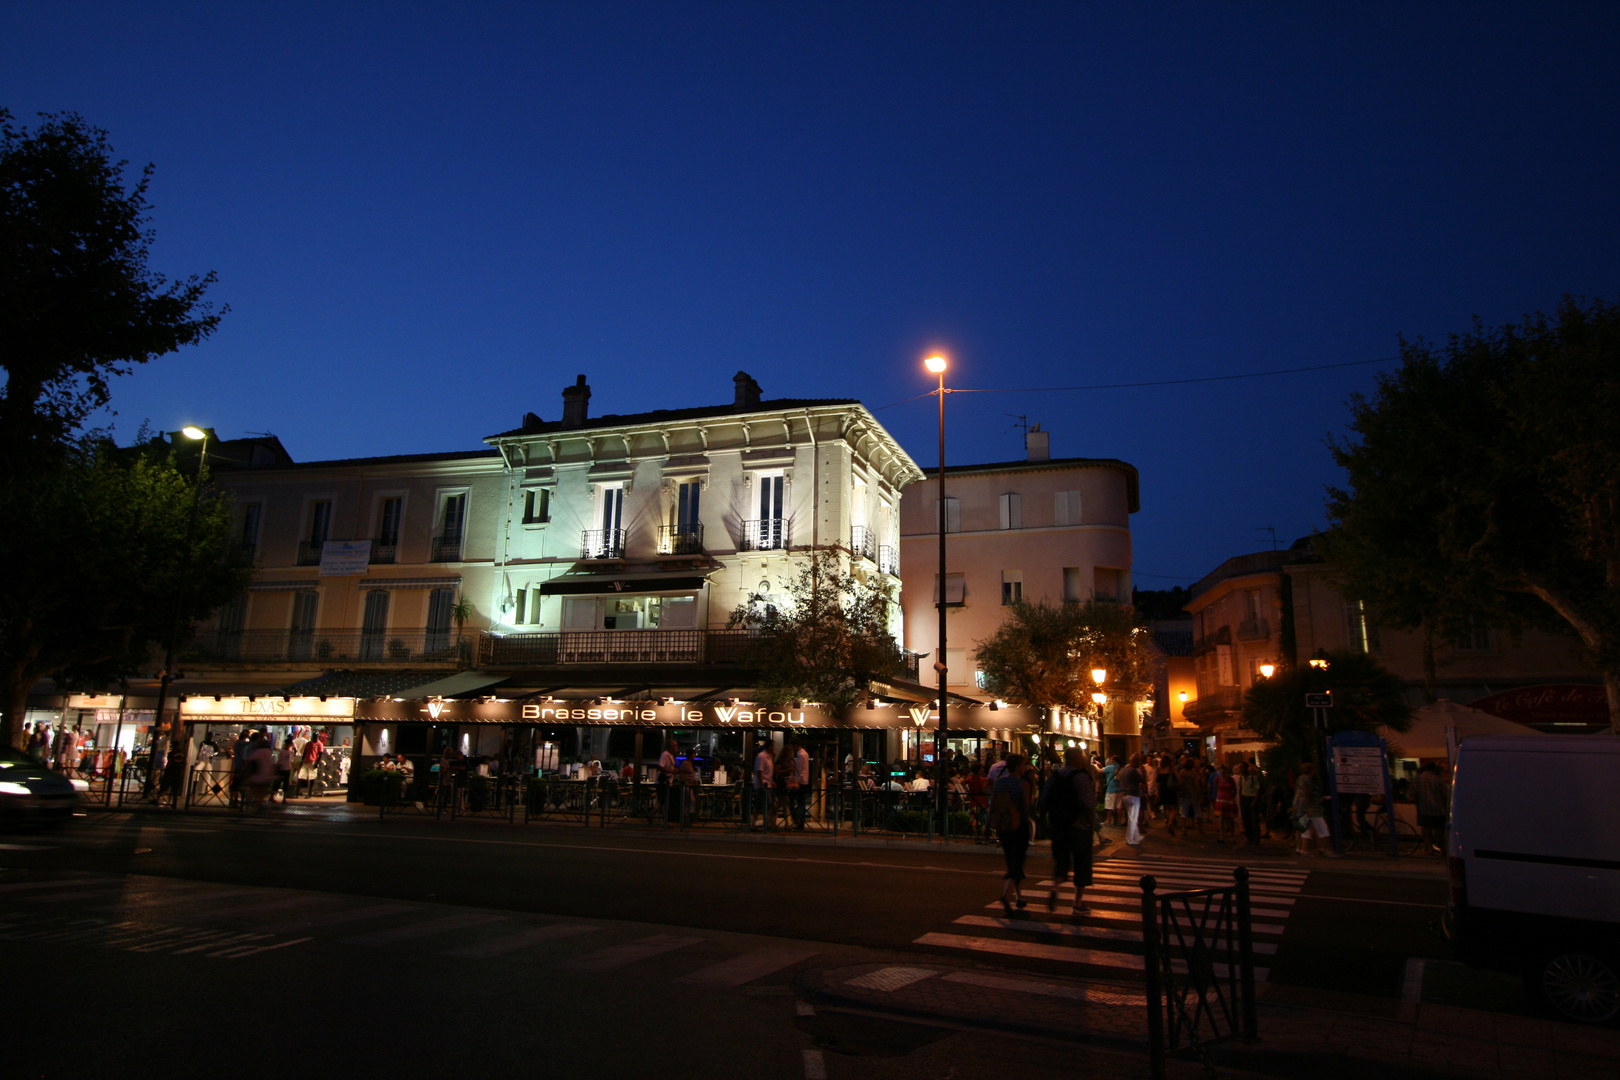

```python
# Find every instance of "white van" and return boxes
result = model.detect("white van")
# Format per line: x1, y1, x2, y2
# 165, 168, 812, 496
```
1445, 734, 1620, 1024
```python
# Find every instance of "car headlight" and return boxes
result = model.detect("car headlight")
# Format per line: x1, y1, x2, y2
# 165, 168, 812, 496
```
0, 781, 30, 796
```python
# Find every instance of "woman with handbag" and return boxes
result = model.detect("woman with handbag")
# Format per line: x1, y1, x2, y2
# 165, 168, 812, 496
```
990, 754, 1034, 915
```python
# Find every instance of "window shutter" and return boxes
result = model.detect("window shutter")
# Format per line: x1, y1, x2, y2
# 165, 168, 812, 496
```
999, 492, 1021, 529
942, 497, 960, 533
1054, 490, 1081, 526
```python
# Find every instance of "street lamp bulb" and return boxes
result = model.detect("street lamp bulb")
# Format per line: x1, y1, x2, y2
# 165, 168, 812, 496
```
1259, 663, 1275, 679
1178, 690, 1189, 704
923, 355, 947, 374
1091, 692, 1108, 706
1309, 657, 1330, 670
181, 426, 207, 441
1090, 668, 1107, 685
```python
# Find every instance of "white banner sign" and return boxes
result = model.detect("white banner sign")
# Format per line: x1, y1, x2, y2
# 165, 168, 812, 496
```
319, 540, 372, 576
1331, 745, 1387, 795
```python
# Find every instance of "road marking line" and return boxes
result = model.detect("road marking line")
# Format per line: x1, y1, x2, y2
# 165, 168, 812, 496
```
1402, 957, 1426, 1002
174, 932, 268, 954
441, 923, 598, 959
982, 899, 1290, 931
796, 1001, 816, 1016
674, 946, 820, 988
95, 887, 264, 910
803, 1049, 826, 1080
0, 878, 119, 893
210, 936, 313, 959
194, 895, 337, 921
0, 842, 51, 850
346, 912, 509, 946
942, 969, 1146, 1004
915, 932, 1143, 969
15, 887, 137, 903
558, 934, 704, 971
1022, 883, 1295, 911
844, 966, 939, 991
259, 902, 419, 935
953, 914, 1280, 954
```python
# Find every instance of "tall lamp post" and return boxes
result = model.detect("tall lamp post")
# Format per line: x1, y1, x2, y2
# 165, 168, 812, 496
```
146, 425, 210, 799
924, 353, 950, 829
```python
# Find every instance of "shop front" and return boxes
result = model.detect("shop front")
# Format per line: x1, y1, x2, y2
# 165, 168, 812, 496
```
178, 696, 357, 805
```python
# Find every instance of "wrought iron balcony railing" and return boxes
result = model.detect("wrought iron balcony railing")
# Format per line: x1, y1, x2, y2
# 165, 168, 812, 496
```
658, 523, 704, 555
877, 545, 898, 575
740, 518, 787, 551
850, 525, 877, 563
1236, 618, 1271, 641
479, 628, 760, 666
186, 629, 466, 664
581, 528, 625, 559
369, 542, 397, 565
232, 543, 258, 567
430, 535, 464, 562
295, 540, 325, 566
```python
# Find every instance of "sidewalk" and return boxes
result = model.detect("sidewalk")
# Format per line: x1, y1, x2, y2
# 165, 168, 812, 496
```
795, 958, 1619, 1079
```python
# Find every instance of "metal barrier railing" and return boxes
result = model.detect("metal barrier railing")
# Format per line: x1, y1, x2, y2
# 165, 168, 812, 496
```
1141, 867, 1258, 1080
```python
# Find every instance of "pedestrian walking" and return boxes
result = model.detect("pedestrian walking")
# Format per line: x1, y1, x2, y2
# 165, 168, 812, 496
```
1236, 761, 1262, 844
1101, 755, 1122, 825
1119, 753, 1145, 847
1214, 763, 1238, 844
1414, 762, 1449, 854
751, 741, 775, 830
1042, 748, 1098, 916
1293, 762, 1334, 856
990, 753, 1035, 914
655, 739, 678, 825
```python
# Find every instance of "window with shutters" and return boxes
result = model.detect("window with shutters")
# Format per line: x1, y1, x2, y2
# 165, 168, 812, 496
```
522, 487, 551, 525
1001, 570, 1022, 605
934, 573, 966, 606
1053, 490, 1082, 526
939, 496, 960, 533
1063, 567, 1082, 602
999, 492, 1021, 529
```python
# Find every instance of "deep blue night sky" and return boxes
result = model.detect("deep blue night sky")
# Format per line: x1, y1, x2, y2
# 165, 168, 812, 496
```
5, 2, 1618, 585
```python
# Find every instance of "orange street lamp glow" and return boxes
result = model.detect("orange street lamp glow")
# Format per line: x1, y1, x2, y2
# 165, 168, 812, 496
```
1259, 663, 1275, 679
1178, 690, 1189, 704
1091, 692, 1108, 706
923, 354, 947, 374
1090, 668, 1107, 686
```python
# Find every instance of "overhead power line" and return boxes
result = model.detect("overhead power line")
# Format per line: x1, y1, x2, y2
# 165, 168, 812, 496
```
870, 355, 1398, 412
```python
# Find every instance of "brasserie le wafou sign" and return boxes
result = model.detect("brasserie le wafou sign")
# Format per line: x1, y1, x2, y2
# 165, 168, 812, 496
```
354, 698, 1062, 730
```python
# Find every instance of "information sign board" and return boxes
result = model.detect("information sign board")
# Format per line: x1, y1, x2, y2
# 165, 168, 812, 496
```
1330, 745, 1386, 795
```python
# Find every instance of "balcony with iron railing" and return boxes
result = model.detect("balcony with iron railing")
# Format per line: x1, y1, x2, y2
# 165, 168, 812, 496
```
295, 540, 325, 566
478, 630, 923, 679
850, 525, 877, 563
740, 518, 787, 551
1236, 618, 1270, 641
369, 542, 398, 565
430, 534, 464, 563
581, 528, 625, 560
877, 545, 898, 575
232, 542, 258, 568
186, 628, 467, 665
657, 523, 704, 556
1182, 686, 1244, 721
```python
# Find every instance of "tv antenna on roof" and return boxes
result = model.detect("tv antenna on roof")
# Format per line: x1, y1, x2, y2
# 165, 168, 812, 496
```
1257, 526, 1279, 551
1004, 414, 1031, 438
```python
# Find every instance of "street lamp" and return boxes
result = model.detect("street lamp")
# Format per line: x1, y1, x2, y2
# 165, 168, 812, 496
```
924, 353, 950, 830
1259, 663, 1275, 679
1308, 649, 1330, 670
146, 425, 211, 799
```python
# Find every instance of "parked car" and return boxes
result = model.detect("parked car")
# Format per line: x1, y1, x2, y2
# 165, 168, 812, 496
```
0, 752, 81, 825
1444, 734, 1620, 1024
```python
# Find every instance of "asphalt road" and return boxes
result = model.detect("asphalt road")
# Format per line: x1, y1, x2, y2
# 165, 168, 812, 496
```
0, 810, 1530, 1080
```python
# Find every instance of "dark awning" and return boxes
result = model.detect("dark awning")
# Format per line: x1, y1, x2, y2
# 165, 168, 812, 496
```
539, 573, 710, 596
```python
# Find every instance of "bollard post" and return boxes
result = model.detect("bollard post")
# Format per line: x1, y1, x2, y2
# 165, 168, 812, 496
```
1235, 866, 1257, 1040
1141, 875, 1165, 1080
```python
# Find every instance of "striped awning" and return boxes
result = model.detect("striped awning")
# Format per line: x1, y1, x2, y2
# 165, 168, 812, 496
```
247, 580, 320, 592
358, 577, 462, 590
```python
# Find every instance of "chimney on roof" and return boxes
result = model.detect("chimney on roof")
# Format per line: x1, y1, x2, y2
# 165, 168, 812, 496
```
521, 411, 543, 434
733, 371, 762, 411
561, 375, 590, 429
1026, 423, 1050, 461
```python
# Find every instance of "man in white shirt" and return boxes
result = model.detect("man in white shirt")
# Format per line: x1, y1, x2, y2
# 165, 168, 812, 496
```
656, 740, 678, 826
752, 743, 775, 830
790, 739, 811, 829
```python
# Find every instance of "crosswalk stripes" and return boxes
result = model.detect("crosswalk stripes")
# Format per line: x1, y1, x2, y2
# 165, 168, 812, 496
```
674, 947, 820, 989
345, 911, 509, 946
911, 855, 1308, 981
441, 923, 598, 959
558, 933, 704, 971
